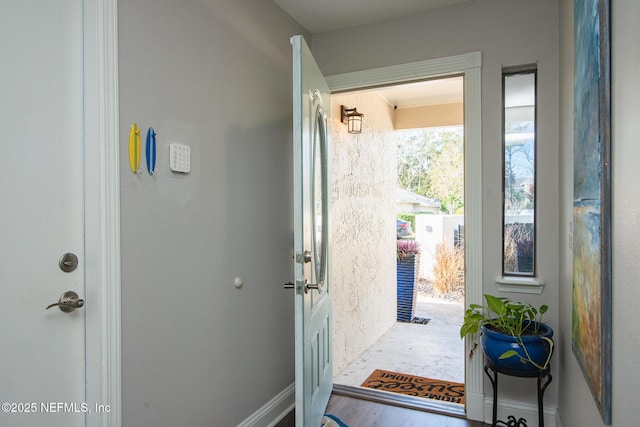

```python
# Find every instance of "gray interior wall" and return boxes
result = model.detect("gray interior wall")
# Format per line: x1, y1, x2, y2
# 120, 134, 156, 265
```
118, 1, 306, 425
311, 0, 560, 407
558, 0, 640, 426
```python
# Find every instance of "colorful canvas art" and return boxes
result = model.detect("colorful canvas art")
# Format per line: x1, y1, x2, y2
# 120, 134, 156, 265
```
572, 0, 611, 424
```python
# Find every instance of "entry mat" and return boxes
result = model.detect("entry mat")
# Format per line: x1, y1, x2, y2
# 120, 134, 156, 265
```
360, 369, 465, 404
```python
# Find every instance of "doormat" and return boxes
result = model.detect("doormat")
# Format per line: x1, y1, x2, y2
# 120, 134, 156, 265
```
361, 369, 465, 404
399, 317, 430, 325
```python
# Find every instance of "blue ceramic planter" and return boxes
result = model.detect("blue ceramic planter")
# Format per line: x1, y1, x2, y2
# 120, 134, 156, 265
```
396, 256, 417, 322
481, 321, 553, 372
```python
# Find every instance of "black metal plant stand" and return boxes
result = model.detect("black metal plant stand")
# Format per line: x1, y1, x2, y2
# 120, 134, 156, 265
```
484, 362, 552, 427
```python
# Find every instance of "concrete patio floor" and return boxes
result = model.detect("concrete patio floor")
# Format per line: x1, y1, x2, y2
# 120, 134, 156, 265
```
334, 294, 465, 387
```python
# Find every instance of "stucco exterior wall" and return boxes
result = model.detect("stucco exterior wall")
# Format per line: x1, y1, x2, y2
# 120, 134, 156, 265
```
330, 91, 397, 376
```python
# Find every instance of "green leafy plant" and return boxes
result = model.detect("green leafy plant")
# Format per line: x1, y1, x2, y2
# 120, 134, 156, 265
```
460, 294, 554, 369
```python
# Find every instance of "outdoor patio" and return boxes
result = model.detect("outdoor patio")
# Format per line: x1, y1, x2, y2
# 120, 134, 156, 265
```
334, 294, 465, 387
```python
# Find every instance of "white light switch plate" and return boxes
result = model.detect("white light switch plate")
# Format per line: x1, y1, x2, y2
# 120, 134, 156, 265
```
169, 143, 191, 173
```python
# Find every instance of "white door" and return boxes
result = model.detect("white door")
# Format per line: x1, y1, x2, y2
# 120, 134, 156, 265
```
291, 35, 333, 427
0, 2, 87, 426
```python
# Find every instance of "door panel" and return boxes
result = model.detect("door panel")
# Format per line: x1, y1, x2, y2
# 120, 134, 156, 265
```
0, 2, 86, 426
291, 35, 333, 427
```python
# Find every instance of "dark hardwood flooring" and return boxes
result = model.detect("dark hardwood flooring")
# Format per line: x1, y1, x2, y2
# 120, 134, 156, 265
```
276, 393, 489, 427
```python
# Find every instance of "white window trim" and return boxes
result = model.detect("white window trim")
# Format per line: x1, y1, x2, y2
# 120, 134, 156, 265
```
495, 276, 545, 294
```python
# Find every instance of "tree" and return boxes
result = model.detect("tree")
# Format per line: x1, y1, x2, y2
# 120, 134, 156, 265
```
504, 120, 535, 214
396, 132, 432, 197
504, 140, 534, 214
397, 127, 464, 213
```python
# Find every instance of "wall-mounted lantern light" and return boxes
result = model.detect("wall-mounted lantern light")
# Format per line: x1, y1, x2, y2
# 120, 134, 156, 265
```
340, 105, 364, 134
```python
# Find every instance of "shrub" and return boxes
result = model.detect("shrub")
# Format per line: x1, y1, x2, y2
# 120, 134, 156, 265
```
504, 223, 533, 272
432, 242, 464, 294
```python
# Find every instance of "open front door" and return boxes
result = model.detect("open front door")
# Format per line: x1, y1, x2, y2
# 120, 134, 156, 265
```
291, 35, 333, 426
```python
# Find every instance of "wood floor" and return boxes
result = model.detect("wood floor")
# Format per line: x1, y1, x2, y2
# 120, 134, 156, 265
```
276, 393, 489, 427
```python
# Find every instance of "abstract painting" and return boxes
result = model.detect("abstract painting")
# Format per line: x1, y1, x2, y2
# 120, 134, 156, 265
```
572, 0, 611, 424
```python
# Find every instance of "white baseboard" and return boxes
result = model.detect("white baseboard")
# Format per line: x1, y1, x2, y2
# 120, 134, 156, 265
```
237, 383, 295, 427
484, 397, 557, 427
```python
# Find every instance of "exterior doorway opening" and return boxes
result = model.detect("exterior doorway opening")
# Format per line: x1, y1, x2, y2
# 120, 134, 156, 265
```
329, 76, 466, 413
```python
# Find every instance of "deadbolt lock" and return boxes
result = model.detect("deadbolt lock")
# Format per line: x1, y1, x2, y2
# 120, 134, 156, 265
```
59, 253, 78, 273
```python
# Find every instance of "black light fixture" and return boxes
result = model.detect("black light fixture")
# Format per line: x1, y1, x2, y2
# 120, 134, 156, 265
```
340, 105, 364, 134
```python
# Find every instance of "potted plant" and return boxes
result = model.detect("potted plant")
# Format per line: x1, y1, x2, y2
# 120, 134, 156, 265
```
396, 239, 420, 322
460, 294, 554, 371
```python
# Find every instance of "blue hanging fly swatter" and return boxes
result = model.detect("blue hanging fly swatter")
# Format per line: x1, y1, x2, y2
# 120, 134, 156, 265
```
146, 127, 157, 175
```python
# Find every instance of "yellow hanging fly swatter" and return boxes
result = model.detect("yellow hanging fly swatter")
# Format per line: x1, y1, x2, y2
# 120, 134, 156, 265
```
129, 123, 141, 174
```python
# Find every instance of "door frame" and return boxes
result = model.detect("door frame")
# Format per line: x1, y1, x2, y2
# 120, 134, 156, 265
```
326, 51, 484, 422
83, 1, 121, 426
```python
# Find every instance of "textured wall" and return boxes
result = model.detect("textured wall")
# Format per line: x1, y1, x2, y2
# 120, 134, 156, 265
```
330, 92, 398, 375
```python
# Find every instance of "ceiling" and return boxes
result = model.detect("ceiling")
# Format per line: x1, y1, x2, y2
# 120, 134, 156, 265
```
274, 0, 470, 107
374, 77, 463, 108
273, 0, 472, 34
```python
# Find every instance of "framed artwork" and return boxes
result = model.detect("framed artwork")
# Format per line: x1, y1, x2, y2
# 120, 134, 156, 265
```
572, 0, 611, 424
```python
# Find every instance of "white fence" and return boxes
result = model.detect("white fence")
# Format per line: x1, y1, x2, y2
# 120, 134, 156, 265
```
414, 214, 464, 281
